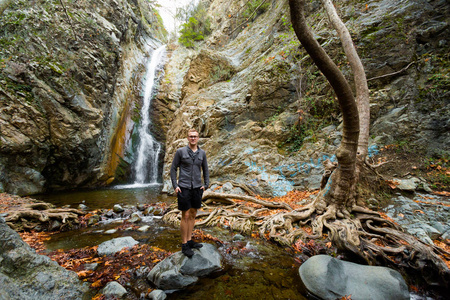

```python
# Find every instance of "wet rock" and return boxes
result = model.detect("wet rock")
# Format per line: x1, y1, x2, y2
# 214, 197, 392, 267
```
144, 206, 155, 215
84, 263, 98, 271
148, 289, 167, 300
102, 281, 127, 298
153, 208, 164, 216
113, 204, 125, 213
97, 237, 139, 256
122, 209, 133, 217
0, 217, 89, 299
104, 229, 118, 234
129, 212, 142, 223
88, 214, 100, 226
138, 225, 150, 232
136, 204, 146, 211
148, 243, 222, 290
78, 204, 88, 210
299, 255, 409, 300
50, 220, 62, 231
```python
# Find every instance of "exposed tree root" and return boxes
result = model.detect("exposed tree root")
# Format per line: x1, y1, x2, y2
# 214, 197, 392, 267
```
4, 202, 85, 232
162, 191, 450, 289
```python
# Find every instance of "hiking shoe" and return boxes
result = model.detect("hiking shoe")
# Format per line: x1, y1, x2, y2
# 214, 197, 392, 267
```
188, 240, 203, 249
182, 243, 194, 258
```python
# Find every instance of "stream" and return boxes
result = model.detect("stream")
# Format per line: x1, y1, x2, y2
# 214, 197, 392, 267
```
34, 186, 307, 299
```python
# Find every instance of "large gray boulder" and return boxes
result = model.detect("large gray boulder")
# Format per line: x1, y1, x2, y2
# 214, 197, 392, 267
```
299, 255, 409, 300
97, 236, 139, 256
148, 243, 222, 290
0, 217, 89, 299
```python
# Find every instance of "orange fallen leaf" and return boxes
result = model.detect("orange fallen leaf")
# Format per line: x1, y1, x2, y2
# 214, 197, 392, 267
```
91, 280, 103, 288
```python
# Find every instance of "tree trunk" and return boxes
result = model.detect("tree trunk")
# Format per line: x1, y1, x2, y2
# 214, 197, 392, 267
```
321, 0, 370, 182
289, 0, 359, 209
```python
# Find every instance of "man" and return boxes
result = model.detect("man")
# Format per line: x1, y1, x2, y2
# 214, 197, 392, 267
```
170, 128, 209, 257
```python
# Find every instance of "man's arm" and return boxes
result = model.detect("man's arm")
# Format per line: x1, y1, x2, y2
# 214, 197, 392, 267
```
202, 151, 210, 190
170, 150, 181, 190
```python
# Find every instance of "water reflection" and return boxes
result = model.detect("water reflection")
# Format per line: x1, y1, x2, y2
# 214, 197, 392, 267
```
34, 184, 173, 210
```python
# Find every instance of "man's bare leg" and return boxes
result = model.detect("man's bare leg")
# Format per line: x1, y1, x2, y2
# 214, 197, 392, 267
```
181, 210, 190, 244
181, 210, 194, 257
187, 208, 197, 240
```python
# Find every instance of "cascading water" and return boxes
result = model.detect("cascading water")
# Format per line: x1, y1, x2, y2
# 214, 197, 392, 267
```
131, 45, 166, 187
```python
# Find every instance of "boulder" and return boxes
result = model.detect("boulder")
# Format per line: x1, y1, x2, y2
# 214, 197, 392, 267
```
113, 204, 125, 213
148, 289, 167, 300
148, 243, 222, 290
101, 281, 127, 298
0, 217, 89, 299
129, 212, 142, 223
299, 255, 409, 300
97, 237, 139, 256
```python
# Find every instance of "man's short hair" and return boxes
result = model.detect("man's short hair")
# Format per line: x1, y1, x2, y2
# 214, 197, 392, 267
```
187, 128, 198, 136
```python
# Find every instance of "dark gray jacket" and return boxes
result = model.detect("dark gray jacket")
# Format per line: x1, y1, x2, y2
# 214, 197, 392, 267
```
170, 145, 209, 190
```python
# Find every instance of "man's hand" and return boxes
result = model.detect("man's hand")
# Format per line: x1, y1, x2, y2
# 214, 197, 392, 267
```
175, 187, 181, 194
200, 186, 205, 190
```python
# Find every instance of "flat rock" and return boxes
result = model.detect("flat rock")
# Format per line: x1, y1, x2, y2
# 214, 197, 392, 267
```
97, 237, 139, 256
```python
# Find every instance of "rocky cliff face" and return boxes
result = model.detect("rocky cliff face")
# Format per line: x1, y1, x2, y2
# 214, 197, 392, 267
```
158, 0, 449, 196
0, 0, 166, 195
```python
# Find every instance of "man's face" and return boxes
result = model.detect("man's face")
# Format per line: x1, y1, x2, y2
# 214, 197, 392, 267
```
188, 131, 199, 146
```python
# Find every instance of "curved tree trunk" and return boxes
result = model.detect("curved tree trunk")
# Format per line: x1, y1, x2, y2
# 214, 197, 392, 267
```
321, 0, 370, 182
289, 0, 359, 209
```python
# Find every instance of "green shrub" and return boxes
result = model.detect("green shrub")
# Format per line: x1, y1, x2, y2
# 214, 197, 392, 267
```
243, 0, 270, 20
178, 2, 211, 48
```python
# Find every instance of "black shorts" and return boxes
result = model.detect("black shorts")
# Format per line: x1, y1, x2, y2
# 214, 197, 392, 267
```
177, 187, 203, 211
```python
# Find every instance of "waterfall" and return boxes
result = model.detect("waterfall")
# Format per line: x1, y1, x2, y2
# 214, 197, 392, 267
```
133, 45, 166, 185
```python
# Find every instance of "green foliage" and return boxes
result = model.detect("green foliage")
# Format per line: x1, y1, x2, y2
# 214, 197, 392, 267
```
178, 2, 211, 48
243, 0, 270, 21
283, 117, 326, 153
209, 64, 233, 83
393, 140, 410, 153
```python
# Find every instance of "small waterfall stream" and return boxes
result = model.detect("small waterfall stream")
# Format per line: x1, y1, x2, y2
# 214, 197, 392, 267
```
133, 45, 166, 185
